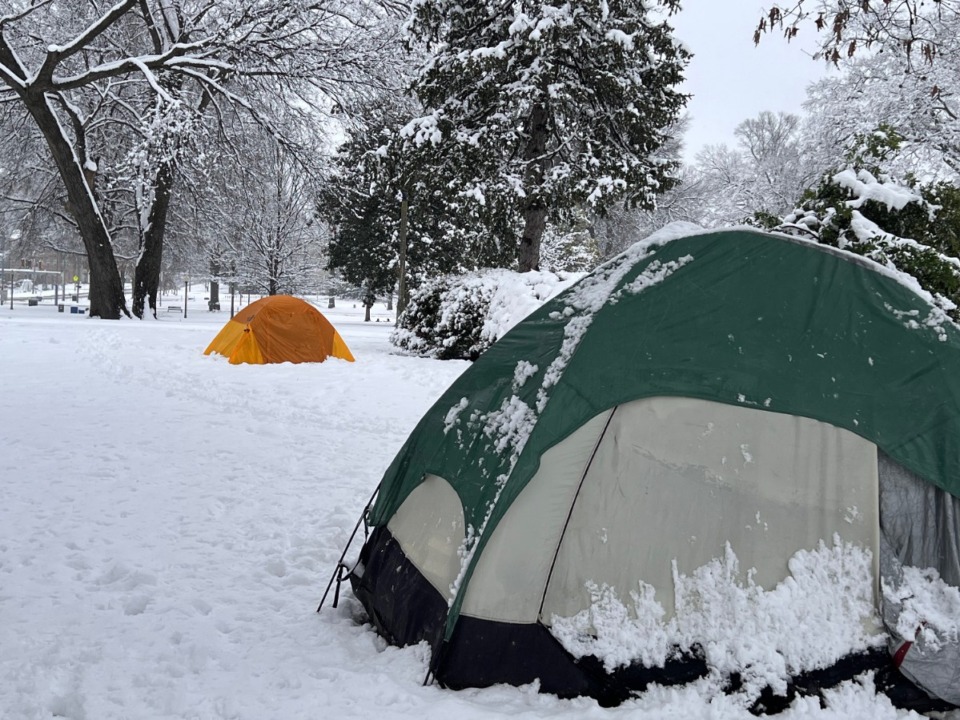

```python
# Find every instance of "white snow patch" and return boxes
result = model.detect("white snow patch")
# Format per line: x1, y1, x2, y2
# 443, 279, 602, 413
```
605, 29, 635, 50
512, 360, 539, 391
551, 538, 882, 701
444, 397, 469, 434
618, 255, 694, 299
481, 269, 581, 342
481, 395, 537, 460
833, 168, 922, 213
884, 566, 960, 651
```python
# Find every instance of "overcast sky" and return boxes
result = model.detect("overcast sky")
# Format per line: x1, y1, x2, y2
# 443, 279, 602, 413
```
671, 2, 829, 161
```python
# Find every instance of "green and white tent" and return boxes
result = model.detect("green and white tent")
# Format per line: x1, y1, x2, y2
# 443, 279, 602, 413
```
348, 226, 960, 707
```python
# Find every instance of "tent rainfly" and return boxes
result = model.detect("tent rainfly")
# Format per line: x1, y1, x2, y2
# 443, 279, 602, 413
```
344, 227, 960, 709
204, 295, 354, 365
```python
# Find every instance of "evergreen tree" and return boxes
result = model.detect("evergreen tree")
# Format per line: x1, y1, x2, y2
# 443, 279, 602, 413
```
320, 96, 491, 319
403, 0, 690, 271
320, 139, 398, 320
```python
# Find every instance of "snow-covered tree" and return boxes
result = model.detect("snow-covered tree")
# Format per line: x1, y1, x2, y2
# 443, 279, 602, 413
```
571, 166, 700, 260
758, 1, 960, 177
392, 268, 579, 359
575, 111, 820, 258
584, 109, 818, 247
539, 212, 602, 273
183, 113, 329, 299
801, 57, 960, 181
231, 149, 325, 297
0, 103, 63, 249
322, 89, 519, 320
320, 115, 400, 321
0, 0, 402, 318
401, 0, 690, 272
735, 111, 818, 213
688, 111, 819, 227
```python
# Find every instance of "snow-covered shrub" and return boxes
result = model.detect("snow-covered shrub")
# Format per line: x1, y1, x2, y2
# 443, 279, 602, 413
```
392, 274, 490, 361
391, 268, 582, 360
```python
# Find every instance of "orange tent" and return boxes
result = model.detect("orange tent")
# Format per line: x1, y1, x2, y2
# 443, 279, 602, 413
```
204, 295, 355, 364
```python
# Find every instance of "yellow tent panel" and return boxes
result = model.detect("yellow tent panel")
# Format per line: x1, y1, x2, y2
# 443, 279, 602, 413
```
204, 295, 355, 365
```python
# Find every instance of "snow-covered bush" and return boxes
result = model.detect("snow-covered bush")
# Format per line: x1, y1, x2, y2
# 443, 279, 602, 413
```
765, 167, 960, 321
391, 268, 582, 360
391, 275, 489, 361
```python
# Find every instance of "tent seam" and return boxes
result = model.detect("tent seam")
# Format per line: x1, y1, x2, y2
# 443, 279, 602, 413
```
536, 406, 618, 623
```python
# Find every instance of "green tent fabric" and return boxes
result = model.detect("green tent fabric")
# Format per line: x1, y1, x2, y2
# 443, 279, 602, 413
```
368, 228, 960, 638
348, 226, 960, 709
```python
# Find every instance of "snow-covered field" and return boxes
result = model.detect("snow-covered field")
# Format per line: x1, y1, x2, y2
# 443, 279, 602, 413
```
0, 297, 946, 719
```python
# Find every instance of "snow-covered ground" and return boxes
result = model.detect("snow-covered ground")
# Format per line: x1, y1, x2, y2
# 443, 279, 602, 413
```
0, 296, 947, 719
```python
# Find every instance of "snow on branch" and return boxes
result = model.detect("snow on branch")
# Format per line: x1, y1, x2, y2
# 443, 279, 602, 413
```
0, 0, 52, 28
33, 0, 137, 84
49, 46, 222, 93
129, 57, 177, 105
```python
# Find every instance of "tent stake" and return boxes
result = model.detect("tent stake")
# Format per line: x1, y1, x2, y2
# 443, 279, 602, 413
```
316, 482, 380, 613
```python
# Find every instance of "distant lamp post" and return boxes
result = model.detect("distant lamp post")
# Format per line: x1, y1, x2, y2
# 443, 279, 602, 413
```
0, 232, 5, 309
7, 236, 13, 311
184, 278, 188, 319
8, 231, 19, 309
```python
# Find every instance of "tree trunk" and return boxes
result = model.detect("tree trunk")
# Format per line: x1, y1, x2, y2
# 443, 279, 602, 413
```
518, 202, 547, 273
22, 94, 128, 318
364, 301, 372, 322
396, 191, 410, 320
133, 159, 174, 319
268, 252, 279, 295
208, 257, 221, 311
127, 66, 211, 319
518, 101, 550, 273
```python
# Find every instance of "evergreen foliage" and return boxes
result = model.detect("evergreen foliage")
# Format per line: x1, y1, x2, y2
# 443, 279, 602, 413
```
392, 275, 493, 361
402, 0, 690, 270
392, 268, 580, 360
321, 180, 396, 311
320, 95, 516, 316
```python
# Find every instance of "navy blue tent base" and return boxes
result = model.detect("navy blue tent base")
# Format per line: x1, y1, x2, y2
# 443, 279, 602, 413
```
348, 525, 956, 712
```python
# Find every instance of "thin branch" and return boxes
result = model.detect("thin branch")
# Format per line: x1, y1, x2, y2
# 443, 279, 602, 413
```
0, 0, 53, 28
34, 0, 138, 85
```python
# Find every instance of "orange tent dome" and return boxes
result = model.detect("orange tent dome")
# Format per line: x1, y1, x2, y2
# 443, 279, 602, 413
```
204, 295, 355, 365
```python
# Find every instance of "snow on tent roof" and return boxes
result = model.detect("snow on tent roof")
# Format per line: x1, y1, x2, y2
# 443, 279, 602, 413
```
367, 227, 960, 640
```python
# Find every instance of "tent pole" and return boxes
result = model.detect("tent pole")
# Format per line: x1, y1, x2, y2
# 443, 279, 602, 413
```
316, 482, 381, 613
